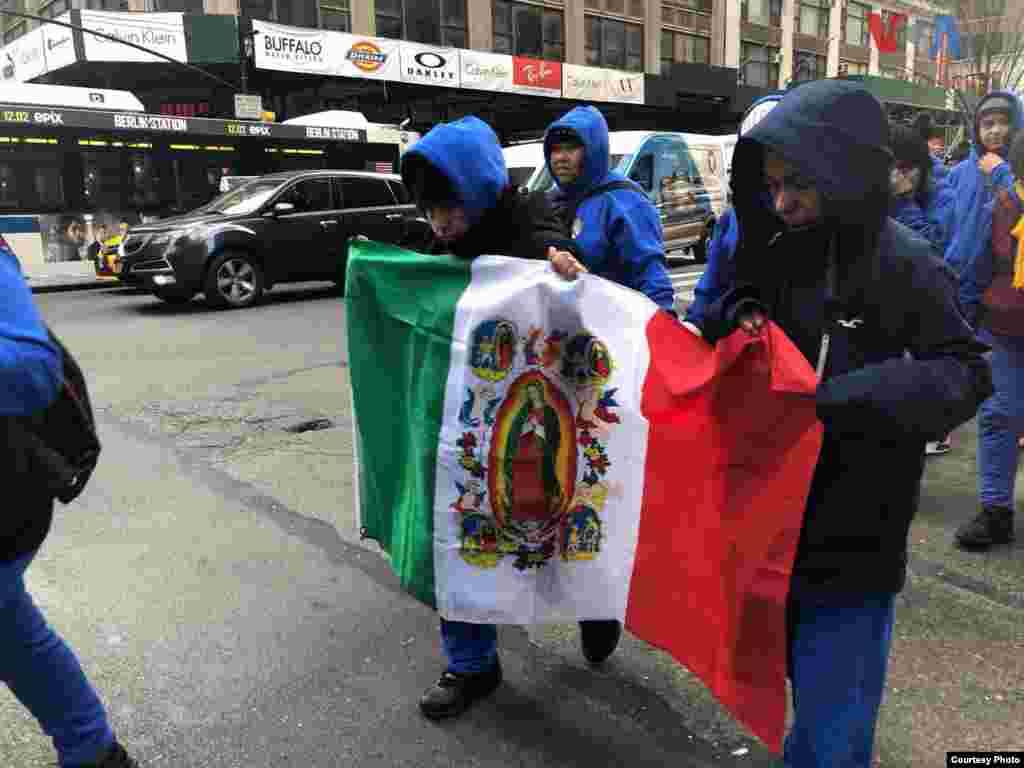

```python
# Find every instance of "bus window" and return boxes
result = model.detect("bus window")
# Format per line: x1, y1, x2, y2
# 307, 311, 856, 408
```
170, 144, 240, 214
82, 149, 125, 211
264, 146, 328, 173
0, 143, 65, 211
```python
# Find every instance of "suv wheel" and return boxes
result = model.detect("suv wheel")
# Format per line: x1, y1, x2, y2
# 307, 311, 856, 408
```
205, 251, 263, 309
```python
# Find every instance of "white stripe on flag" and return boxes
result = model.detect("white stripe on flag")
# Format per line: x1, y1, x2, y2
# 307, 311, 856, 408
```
433, 256, 659, 624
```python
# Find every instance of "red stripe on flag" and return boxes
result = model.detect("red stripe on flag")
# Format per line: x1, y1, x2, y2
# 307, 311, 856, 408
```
625, 312, 822, 753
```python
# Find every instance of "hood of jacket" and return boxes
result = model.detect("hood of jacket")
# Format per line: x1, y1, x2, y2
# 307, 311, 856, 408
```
971, 89, 1022, 158
543, 106, 614, 199
400, 116, 508, 226
730, 80, 892, 308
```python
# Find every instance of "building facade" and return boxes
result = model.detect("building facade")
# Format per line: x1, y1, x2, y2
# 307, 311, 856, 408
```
0, 0, 960, 136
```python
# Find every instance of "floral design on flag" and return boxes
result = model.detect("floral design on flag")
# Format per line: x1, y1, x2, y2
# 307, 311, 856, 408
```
454, 319, 619, 570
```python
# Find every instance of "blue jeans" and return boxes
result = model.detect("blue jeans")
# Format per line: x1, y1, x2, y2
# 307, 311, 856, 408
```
977, 331, 1024, 508
440, 619, 498, 674
784, 591, 896, 768
0, 551, 114, 767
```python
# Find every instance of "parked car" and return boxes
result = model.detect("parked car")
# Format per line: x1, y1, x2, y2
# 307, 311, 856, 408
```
527, 131, 730, 264
116, 170, 428, 309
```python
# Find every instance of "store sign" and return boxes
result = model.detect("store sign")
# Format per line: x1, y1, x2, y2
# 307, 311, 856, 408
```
512, 57, 561, 96
42, 14, 77, 72
562, 64, 644, 105
253, 19, 328, 74
81, 11, 187, 63
606, 71, 645, 105
400, 44, 460, 87
0, 28, 47, 83
340, 35, 401, 80
461, 51, 514, 91
0, 101, 367, 142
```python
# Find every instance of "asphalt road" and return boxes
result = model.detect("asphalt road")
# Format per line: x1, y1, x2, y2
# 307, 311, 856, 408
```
3, 276, 779, 768
6, 272, 1021, 767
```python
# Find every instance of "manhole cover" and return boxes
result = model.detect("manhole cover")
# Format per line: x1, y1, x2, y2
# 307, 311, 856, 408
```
285, 418, 334, 434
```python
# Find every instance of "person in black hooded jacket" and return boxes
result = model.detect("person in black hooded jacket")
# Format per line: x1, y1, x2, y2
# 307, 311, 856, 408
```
694, 80, 992, 767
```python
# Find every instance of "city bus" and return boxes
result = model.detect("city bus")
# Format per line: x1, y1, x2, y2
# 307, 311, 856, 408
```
0, 83, 418, 271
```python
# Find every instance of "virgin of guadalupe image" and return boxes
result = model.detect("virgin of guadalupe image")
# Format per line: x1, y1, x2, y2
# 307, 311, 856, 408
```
502, 380, 563, 525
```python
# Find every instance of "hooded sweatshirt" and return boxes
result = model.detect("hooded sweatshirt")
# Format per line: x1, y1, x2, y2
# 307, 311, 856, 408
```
686, 94, 783, 329
0, 235, 63, 561
947, 91, 1023, 325
543, 107, 674, 310
400, 116, 573, 261
705, 80, 991, 594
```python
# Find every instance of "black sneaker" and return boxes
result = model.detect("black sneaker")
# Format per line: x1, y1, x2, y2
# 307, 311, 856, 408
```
579, 620, 622, 665
419, 658, 503, 720
955, 506, 1016, 550
86, 742, 139, 768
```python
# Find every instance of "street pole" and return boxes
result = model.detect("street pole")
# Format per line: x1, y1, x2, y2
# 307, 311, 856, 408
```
0, 8, 239, 91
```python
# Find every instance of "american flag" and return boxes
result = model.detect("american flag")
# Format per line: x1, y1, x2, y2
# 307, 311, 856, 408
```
373, 161, 394, 174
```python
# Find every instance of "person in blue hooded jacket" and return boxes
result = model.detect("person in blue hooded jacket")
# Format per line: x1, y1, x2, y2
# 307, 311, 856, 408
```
948, 91, 1024, 551
693, 80, 991, 767
685, 93, 783, 330
889, 122, 956, 255
542, 106, 675, 311
400, 117, 591, 722
0, 236, 139, 768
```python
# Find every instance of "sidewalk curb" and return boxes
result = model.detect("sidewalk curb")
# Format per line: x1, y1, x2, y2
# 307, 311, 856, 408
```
29, 280, 118, 294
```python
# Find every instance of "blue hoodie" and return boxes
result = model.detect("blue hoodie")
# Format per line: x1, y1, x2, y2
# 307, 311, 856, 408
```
945, 90, 1022, 325
543, 106, 674, 311
685, 94, 783, 328
0, 236, 61, 416
400, 116, 508, 227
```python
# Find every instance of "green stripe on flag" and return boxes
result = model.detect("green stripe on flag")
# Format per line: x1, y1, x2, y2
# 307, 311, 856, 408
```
345, 239, 472, 608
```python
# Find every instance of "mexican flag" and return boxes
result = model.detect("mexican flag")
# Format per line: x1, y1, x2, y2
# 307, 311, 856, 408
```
345, 240, 823, 752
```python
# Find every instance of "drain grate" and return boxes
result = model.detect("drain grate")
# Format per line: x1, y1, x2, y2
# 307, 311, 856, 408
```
284, 418, 334, 434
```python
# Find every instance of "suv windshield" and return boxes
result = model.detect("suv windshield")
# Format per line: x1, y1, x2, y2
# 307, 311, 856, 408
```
202, 179, 284, 216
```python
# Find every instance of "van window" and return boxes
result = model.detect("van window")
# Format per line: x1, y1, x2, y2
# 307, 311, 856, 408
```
689, 146, 720, 182
509, 166, 535, 188
629, 153, 654, 193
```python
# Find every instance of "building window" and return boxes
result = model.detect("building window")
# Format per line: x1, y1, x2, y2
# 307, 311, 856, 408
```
839, 59, 868, 75
585, 15, 643, 71
661, 30, 710, 68
320, 0, 351, 31
845, 1, 869, 47
494, 1, 564, 61
678, 0, 713, 11
37, 0, 71, 19
376, 0, 468, 48
798, 0, 829, 38
741, 41, 779, 87
3, 22, 25, 44
743, 0, 782, 27
150, 0, 202, 10
914, 21, 933, 55
793, 50, 825, 81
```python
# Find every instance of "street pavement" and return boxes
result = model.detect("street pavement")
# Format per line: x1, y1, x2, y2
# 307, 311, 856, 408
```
1, 279, 1020, 767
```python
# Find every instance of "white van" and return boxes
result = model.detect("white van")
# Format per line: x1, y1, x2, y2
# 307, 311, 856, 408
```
527, 131, 732, 263
502, 141, 546, 191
